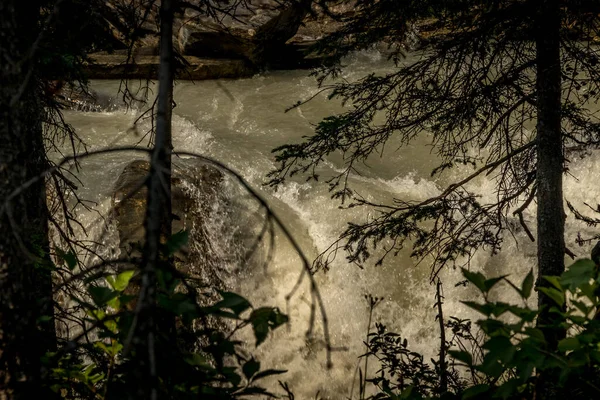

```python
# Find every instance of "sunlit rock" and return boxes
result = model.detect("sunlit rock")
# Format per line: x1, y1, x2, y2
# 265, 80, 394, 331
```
111, 158, 224, 285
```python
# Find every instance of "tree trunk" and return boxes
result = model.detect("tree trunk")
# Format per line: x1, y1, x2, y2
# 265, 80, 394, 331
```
0, 1, 57, 399
535, 0, 564, 398
128, 0, 175, 398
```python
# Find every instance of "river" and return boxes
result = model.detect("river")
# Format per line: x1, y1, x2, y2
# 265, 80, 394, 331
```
57, 50, 600, 399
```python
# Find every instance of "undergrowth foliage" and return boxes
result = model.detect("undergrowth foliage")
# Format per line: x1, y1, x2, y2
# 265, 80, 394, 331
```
46, 231, 288, 399
360, 259, 600, 400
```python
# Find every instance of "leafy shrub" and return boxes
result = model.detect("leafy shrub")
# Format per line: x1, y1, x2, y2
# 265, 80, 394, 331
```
46, 233, 289, 399
362, 259, 600, 400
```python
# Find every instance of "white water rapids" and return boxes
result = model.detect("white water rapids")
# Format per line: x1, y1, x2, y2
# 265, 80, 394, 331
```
57, 50, 600, 399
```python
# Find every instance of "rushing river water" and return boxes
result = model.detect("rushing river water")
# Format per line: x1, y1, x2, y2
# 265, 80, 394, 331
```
57, 50, 600, 399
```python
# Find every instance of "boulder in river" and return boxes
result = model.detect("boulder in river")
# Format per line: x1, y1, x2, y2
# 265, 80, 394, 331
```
112, 158, 248, 351
111, 158, 226, 288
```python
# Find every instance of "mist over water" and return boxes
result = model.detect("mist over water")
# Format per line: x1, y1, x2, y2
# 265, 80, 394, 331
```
59, 50, 600, 399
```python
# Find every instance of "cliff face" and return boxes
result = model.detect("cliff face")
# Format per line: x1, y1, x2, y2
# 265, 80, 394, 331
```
86, 0, 345, 79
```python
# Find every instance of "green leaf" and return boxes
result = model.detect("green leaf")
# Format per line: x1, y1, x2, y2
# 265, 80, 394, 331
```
558, 337, 580, 352
37, 315, 53, 324
94, 341, 122, 357
157, 293, 197, 317
578, 282, 597, 301
522, 269, 534, 299
206, 309, 241, 320
506, 305, 537, 322
56, 248, 78, 271
106, 296, 120, 310
253, 369, 287, 381
483, 336, 515, 364
222, 367, 242, 387
184, 353, 211, 368
495, 379, 520, 400
488, 302, 511, 317
523, 327, 545, 342
269, 308, 288, 328
484, 275, 508, 292
477, 319, 509, 336
87, 309, 105, 321
215, 291, 252, 316
103, 319, 118, 334
462, 301, 493, 316
242, 358, 260, 380
251, 310, 271, 347
449, 350, 473, 366
156, 268, 177, 292
538, 287, 565, 307
249, 307, 288, 346
106, 270, 135, 292
399, 385, 414, 399
561, 259, 596, 291
167, 230, 189, 256
517, 360, 536, 382
568, 349, 589, 367
237, 387, 271, 396
571, 300, 591, 316
64, 252, 77, 271
543, 275, 562, 290
569, 315, 587, 324
462, 384, 490, 399
88, 286, 118, 307
589, 350, 600, 364
462, 269, 487, 293
479, 358, 504, 379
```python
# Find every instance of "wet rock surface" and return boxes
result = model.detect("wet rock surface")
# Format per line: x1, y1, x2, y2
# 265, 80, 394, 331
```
54, 84, 119, 112
111, 158, 225, 287
111, 158, 236, 350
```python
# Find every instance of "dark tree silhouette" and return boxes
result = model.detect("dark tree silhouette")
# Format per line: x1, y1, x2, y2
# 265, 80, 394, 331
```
0, 1, 57, 398
126, 0, 176, 398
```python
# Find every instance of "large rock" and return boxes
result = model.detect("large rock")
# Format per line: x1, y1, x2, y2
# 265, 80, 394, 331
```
111, 159, 225, 287
83, 0, 330, 78
178, 25, 321, 70
178, 0, 313, 68
111, 158, 237, 351
178, 25, 255, 60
